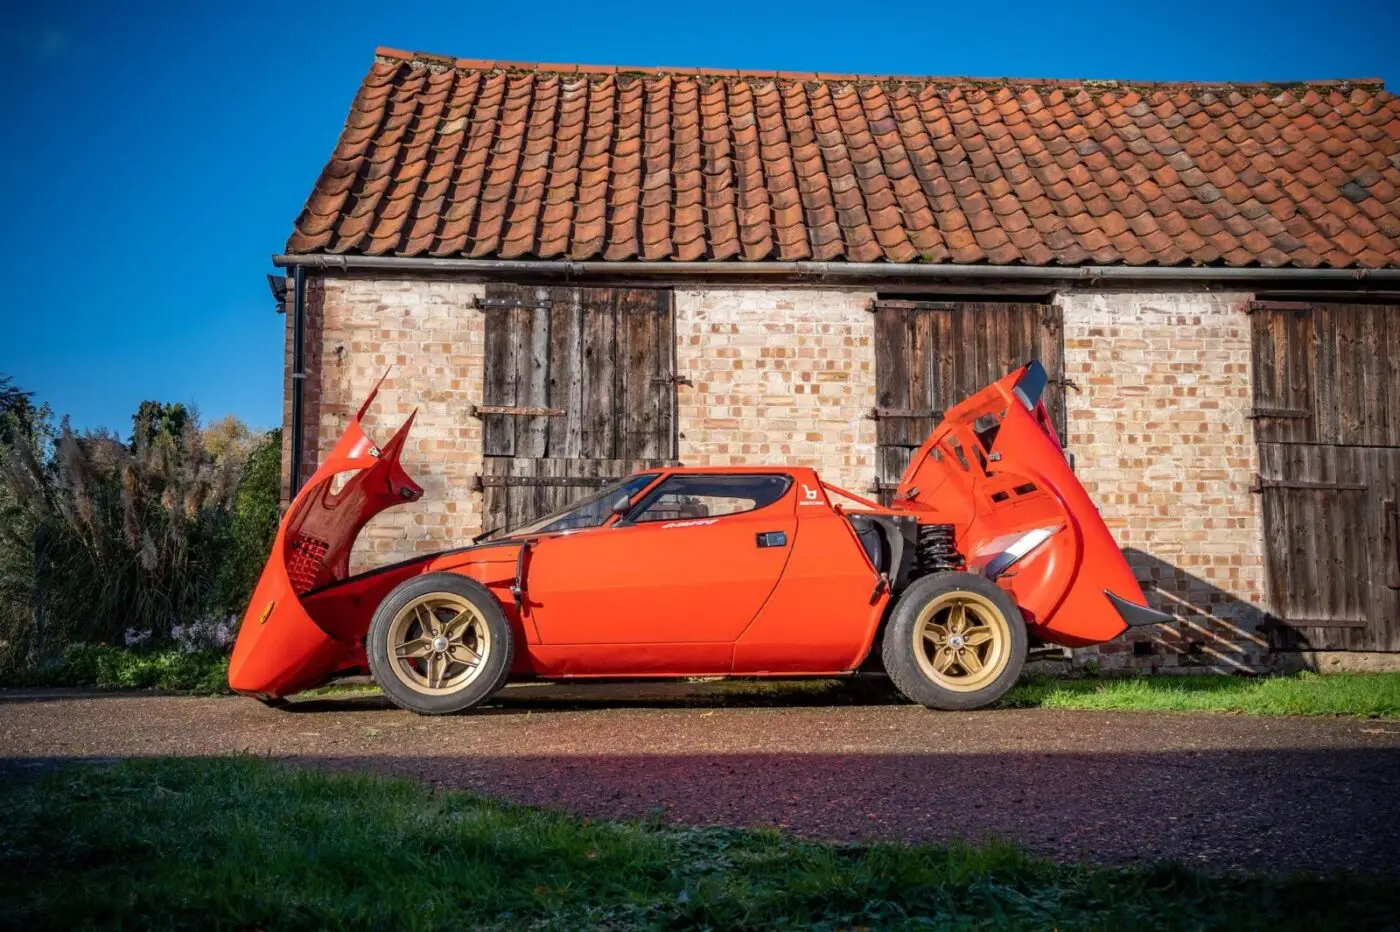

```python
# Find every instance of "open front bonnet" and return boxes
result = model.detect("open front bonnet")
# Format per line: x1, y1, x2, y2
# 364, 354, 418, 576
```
227, 380, 422, 697
279, 381, 422, 594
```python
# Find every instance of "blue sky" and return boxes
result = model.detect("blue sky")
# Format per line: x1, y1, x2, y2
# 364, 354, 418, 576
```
2, 0, 1397, 432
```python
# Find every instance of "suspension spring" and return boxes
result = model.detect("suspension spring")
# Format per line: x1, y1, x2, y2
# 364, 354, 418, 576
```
916, 524, 964, 575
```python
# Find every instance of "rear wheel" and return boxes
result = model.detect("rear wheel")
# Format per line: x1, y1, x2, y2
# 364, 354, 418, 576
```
367, 573, 513, 715
882, 572, 1026, 711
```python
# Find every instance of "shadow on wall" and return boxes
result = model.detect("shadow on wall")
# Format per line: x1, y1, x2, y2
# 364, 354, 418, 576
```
1071, 548, 1271, 674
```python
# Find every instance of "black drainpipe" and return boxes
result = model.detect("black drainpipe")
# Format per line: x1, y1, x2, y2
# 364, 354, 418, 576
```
289, 264, 307, 496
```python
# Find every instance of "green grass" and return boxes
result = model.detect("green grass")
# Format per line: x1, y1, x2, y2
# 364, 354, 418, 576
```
999, 671, 1400, 718
1, 758, 1396, 931
1, 644, 229, 694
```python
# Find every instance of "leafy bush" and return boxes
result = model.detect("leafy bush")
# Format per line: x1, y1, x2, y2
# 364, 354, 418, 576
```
14, 644, 231, 694
0, 376, 280, 677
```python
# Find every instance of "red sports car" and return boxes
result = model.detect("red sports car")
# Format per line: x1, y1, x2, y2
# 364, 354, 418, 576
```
229, 362, 1170, 714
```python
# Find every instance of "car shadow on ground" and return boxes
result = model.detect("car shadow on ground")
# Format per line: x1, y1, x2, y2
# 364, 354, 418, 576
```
281, 677, 907, 714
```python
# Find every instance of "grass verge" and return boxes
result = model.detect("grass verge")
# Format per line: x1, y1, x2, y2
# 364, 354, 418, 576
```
1, 758, 1396, 931
0, 644, 229, 695
999, 671, 1400, 718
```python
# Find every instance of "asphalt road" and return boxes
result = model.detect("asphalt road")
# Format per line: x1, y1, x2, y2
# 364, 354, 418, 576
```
3, 684, 1398, 874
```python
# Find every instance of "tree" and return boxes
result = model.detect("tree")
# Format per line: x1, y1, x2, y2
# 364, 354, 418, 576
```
131, 401, 191, 450
0, 375, 36, 445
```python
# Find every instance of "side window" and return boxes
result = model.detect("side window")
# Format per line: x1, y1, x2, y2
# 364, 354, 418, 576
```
629, 475, 791, 523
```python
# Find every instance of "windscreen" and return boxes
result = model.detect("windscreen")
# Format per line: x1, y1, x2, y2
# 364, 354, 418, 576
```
502, 473, 660, 537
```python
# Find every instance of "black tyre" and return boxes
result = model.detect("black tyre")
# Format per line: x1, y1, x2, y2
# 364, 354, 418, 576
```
881, 572, 1027, 711
366, 573, 514, 715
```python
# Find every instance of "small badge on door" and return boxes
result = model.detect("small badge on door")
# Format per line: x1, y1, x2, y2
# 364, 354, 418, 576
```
756, 531, 788, 548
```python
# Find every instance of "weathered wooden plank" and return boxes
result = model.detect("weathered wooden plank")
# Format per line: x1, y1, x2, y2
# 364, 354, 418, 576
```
957, 304, 979, 413
1383, 307, 1400, 447
874, 307, 909, 453
870, 407, 944, 419
580, 288, 617, 459
1269, 618, 1369, 629
473, 404, 567, 417
1253, 478, 1368, 492
908, 308, 935, 450
1382, 450, 1400, 650
547, 288, 584, 458
1257, 443, 1292, 650
1342, 447, 1374, 650
1263, 312, 1290, 444
617, 288, 659, 460
654, 290, 677, 461
481, 457, 508, 532
1292, 445, 1329, 640
1247, 407, 1309, 420
1335, 305, 1363, 446
533, 457, 556, 527
513, 291, 551, 458
932, 308, 956, 438
481, 288, 519, 456
1364, 448, 1400, 650
1358, 305, 1383, 446
1288, 309, 1316, 445
1250, 310, 1276, 447
1314, 445, 1349, 647
1305, 305, 1332, 445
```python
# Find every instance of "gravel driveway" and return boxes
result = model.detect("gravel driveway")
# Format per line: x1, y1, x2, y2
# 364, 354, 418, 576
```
3, 684, 1398, 873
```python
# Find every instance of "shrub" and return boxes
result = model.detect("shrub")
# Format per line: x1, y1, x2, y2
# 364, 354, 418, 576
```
16, 644, 230, 694
0, 378, 281, 677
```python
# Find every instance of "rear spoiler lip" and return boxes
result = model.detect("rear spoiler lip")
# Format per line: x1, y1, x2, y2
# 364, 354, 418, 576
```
1105, 589, 1176, 627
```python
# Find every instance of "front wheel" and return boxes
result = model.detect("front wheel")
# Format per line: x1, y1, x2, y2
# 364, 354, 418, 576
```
881, 572, 1026, 711
366, 573, 514, 715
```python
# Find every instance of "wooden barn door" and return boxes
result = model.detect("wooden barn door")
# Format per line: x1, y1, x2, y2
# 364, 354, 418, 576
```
477, 285, 677, 533
1250, 301, 1400, 651
872, 299, 1065, 501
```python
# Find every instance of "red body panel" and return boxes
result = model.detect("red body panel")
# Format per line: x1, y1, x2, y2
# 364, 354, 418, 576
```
733, 477, 889, 674
526, 489, 796, 648
889, 367, 1141, 647
230, 364, 1160, 698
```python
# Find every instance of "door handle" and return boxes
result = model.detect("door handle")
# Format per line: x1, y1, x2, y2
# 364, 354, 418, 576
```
756, 531, 787, 548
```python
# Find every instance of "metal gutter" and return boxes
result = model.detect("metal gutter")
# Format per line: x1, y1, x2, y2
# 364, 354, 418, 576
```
288, 264, 307, 496
272, 254, 1400, 287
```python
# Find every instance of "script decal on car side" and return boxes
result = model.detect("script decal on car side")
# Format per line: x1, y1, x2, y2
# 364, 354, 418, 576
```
660, 518, 721, 529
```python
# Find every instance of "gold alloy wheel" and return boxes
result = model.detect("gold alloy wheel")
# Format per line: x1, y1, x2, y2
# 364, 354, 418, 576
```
912, 590, 1012, 692
385, 592, 491, 695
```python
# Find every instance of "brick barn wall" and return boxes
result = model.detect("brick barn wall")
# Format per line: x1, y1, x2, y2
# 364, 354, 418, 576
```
1057, 291, 1271, 672
673, 289, 878, 495
285, 277, 1277, 671
284, 275, 486, 573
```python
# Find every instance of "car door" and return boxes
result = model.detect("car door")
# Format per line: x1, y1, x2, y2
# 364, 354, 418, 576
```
524, 473, 798, 647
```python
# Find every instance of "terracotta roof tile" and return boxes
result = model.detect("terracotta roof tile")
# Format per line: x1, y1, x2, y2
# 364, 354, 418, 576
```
285, 50, 1400, 267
